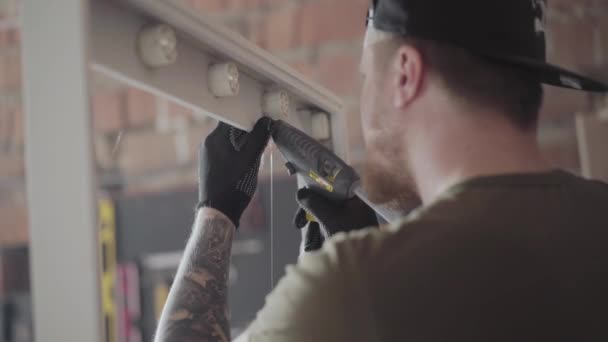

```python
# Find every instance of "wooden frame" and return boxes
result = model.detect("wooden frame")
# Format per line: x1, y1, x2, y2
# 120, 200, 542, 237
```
23, 0, 347, 339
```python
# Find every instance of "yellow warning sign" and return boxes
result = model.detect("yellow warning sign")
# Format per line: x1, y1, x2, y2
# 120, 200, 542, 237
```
99, 198, 117, 342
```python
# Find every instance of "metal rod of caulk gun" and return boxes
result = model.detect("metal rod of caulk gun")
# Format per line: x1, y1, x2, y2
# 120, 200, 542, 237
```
351, 181, 404, 224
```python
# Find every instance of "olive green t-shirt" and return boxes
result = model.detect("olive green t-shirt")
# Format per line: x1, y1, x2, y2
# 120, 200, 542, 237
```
247, 170, 608, 341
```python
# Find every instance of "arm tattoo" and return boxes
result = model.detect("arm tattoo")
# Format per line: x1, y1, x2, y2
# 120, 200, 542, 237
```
155, 208, 235, 342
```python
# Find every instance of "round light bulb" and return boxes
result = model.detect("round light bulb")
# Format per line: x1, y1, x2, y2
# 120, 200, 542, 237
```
262, 91, 291, 119
138, 24, 178, 68
208, 62, 240, 97
311, 111, 331, 140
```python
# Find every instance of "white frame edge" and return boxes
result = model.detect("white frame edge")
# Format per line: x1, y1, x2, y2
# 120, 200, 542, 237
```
22, 0, 103, 340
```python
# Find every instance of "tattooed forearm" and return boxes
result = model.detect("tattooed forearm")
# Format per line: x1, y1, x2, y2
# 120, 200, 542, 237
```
155, 208, 235, 342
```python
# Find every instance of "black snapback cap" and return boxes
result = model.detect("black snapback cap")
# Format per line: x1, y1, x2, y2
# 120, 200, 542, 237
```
367, 0, 608, 92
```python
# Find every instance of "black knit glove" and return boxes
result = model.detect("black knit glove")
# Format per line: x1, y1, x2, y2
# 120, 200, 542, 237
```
198, 118, 273, 228
294, 188, 379, 251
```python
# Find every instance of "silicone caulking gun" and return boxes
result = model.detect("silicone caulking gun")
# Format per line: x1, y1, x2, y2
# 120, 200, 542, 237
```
270, 119, 402, 224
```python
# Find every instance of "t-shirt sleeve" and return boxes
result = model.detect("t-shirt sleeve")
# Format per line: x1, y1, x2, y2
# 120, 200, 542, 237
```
246, 232, 378, 342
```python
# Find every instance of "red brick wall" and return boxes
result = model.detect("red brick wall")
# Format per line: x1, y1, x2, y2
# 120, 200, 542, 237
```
0, 0, 25, 246
181, 0, 370, 152
1, 0, 607, 245
181, 0, 608, 166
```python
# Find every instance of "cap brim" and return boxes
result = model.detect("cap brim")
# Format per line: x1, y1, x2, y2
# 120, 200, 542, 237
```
480, 53, 608, 93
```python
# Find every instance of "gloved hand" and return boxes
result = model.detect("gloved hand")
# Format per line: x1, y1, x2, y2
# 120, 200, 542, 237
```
294, 188, 379, 251
198, 117, 273, 228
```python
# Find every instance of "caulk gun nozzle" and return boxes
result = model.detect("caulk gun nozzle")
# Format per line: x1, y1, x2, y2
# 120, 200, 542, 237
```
267, 118, 282, 138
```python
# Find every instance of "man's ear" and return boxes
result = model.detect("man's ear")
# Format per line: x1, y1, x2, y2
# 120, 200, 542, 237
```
392, 45, 424, 109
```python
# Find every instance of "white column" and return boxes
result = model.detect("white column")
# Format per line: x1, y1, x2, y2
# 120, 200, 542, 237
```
22, 0, 102, 340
